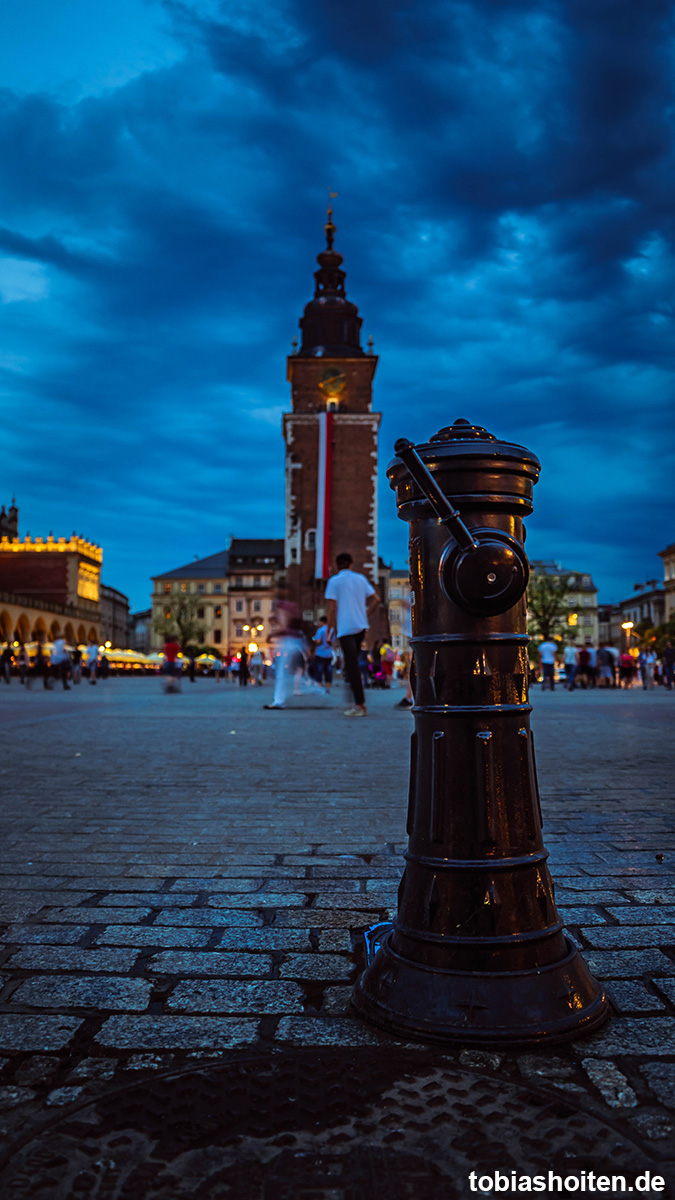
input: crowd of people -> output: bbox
[537,639,675,691]
[1,636,105,689]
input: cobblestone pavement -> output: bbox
[0,677,674,1193]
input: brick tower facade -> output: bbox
[283,210,380,623]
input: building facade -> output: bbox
[0,504,102,645]
[151,550,229,652]
[227,539,284,657]
[529,560,599,645]
[283,209,381,625]
[659,543,675,621]
[387,567,411,654]
[100,585,131,648]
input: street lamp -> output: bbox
[621,620,634,652]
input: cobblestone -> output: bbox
[2,681,675,1174]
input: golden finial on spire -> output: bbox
[325,189,338,250]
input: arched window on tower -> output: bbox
[305,529,316,551]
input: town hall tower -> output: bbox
[283,209,380,622]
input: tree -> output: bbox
[526,573,573,644]
[153,591,206,651]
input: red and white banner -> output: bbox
[315,410,333,580]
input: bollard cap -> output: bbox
[429,417,497,442]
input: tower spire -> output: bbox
[297,203,364,357]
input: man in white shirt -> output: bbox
[51,635,71,691]
[325,552,379,717]
[538,639,558,691]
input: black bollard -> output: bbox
[353,418,609,1046]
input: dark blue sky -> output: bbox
[1,0,673,611]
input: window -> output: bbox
[582,575,591,586]
[253,600,261,614]
[214,583,222,593]
[214,630,222,644]
[197,584,205,594]
[390,608,401,622]
[197,607,205,620]
[253,575,261,586]
[235,623,244,637]
[235,600,244,614]
[163,582,171,594]
[390,587,401,599]
[305,529,316,551]
[180,582,188,593]
[214,606,222,619]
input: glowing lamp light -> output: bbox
[621,621,634,630]
[567,613,578,627]
[105,641,112,648]
[256,623,264,631]
[248,642,258,653]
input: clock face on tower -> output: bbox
[317,369,347,400]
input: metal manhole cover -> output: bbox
[0,1050,662,1199]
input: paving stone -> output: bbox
[146,951,273,977]
[153,910,263,926]
[67,1057,117,1081]
[605,980,667,1013]
[4,925,90,945]
[99,892,199,907]
[584,950,675,978]
[631,890,675,904]
[0,1086,36,1110]
[581,1058,639,1108]
[459,1050,503,1069]
[581,927,675,949]
[653,978,675,1005]
[96,927,211,948]
[124,1053,175,1070]
[275,1016,393,1046]
[554,890,630,905]
[628,1112,675,1141]
[606,906,675,925]
[173,878,264,893]
[321,986,352,1014]
[579,1018,675,1056]
[45,1086,86,1106]
[214,929,312,951]
[639,1063,675,1109]
[205,894,307,908]
[6,947,139,972]
[43,906,154,924]
[518,1055,577,1082]
[166,980,305,1014]
[14,1055,61,1085]
[0,1015,83,1051]
[11,976,153,1011]
[95,1016,259,1050]
[271,909,382,928]
[0,891,94,907]
[559,906,609,925]
[317,929,354,952]
[279,954,353,981]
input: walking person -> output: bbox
[29,639,49,689]
[538,639,557,691]
[250,648,264,686]
[51,634,71,690]
[86,637,99,685]
[597,645,614,688]
[238,647,249,687]
[584,641,597,688]
[619,650,634,688]
[563,643,578,691]
[17,642,29,685]
[162,636,181,693]
[1,642,13,684]
[663,641,675,691]
[639,646,656,690]
[71,646,82,684]
[324,552,380,717]
[312,622,334,690]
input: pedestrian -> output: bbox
[379,639,396,687]
[99,653,110,680]
[619,650,634,688]
[51,634,71,690]
[238,647,249,687]
[324,552,380,717]
[86,637,99,684]
[213,658,222,681]
[71,646,82,684]
[312,621,334,690]
[1,642,13,684]
[584,641,597,688]
[597,645,614,689]
[663,641,675,691]
[639,646,656,690]
[538,638,557,691]
[577,643,591,689]
[30,639,49,689]
[250,647,264,686]
[188,653,196,683]
[563,643,578,691]
[163,636,181,693]
[17,642,29,685]
[608,643,620,688]
[394,596,414,710]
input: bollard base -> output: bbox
[352,934,610,1047]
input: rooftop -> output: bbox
[153,549,229,582]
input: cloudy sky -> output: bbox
[1,0,673,611]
